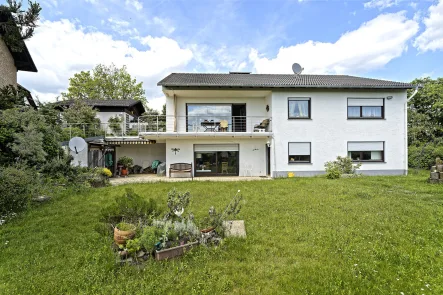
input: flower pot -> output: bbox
[121,168,128,176]
[155,241,199,261]
[437,165,443,172]
[114,226,136,245]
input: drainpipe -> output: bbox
[404,85,420,175]
[174,93,177,132]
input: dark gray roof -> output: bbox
[158,73,415,89]
[56,99,142,108]
[55,99,145,115]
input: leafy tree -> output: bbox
[0,107,63,166]
[0,0,41,52]
[59,100,101,139]
[0,84,28,110]
[62,64,146,104]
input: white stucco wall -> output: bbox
[166,138,268,177]
[270,89,408,176]
[0,38,17,88]
[116,143,166,168]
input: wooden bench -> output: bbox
[169,163,193,179]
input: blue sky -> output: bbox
[17,0,443,110]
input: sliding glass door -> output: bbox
[186,104,246,132]
[194,144,239,176]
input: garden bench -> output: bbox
[169,163,193,179]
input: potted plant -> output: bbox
[436,157,443,172]
[114,222,136,245]
[118,156,133,176]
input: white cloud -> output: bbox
[125,0,143,11]
[153,17,176,35]
[106,17,138,36]
[409,2,418,10]
[249,12,419,75]
[414,0,443,52]
[17,19,193,111]
[364,0,398,10]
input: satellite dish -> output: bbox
[292,63,304,75]
[68,137,87,154]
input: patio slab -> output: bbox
[109,175,271,185]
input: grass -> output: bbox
[1,171,443,294]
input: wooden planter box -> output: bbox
[155,241,199,261]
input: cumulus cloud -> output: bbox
[364,0,399,10]
[249,12,419,75]
[414,0,443,52]
[18,19,193,110]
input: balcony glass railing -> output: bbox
[61,115,271,139]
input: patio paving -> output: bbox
[110,174,271,185]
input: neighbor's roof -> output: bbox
[0,11,37,72]
[55,99,145,114]
[158,73,415,89]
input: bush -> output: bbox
[0,166,38,216]
[101,188,159,224]
[325,156,361,179]
[408,143,443,169]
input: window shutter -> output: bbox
[348,142,384,151]
[348,99,383,106]
[289,143,311,155]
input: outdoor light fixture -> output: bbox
[266,141,271,148]
[387,96,393,100]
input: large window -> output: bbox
[288,98,311,119]
[347,141,384,162]
[194,144,239,176]
[288,142,311,163]
[347,98,384,119]
[186,104,247,132]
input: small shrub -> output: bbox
[139,226,162,252]
[101,188,159,224]
[117,156,133,169]
[116,222,136,231]
[100,168,112,177]
[0,166,38,216]
[325,156,361,179]
[108,116,123,135]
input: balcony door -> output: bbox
[186,104,246,132]
[194,144,239,176]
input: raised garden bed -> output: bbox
[155,241,199,261]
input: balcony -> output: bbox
[62,115,272,140]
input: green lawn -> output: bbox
[1,172,443,294]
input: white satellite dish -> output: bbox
[68,137,87,154]
[292,63,304,75]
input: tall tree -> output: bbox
[0,0,41,52]
[408,77,443,143]
[62,64,146,104]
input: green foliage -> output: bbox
[60,100,102,138]
[100,188,159,224]
[203,191,243,235]
[116,222,136,231]
[61,64,146,105]
[125,238,141,255]
[0,165,38,216]
[166,188,191,219]
[139,226,162,252]
[117,156,133,169]
[0,0,42,52]
[108,115,122,135]
[408,143,443,169]
[0,85,28,110]
[325,156,361,179]
[0,107,63,166]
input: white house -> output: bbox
[87,72,414,178]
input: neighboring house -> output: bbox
[58,99,168,172]
[0,14,38,106]
[74,72,414,178]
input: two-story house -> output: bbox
[97,72,414,177]
[147,72,413,177]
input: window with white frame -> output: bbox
[288,98,310,119]
[347,98,384,119]
[288,142,311,163]
[347,141,384,162]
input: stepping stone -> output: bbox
[223,220,246,238]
